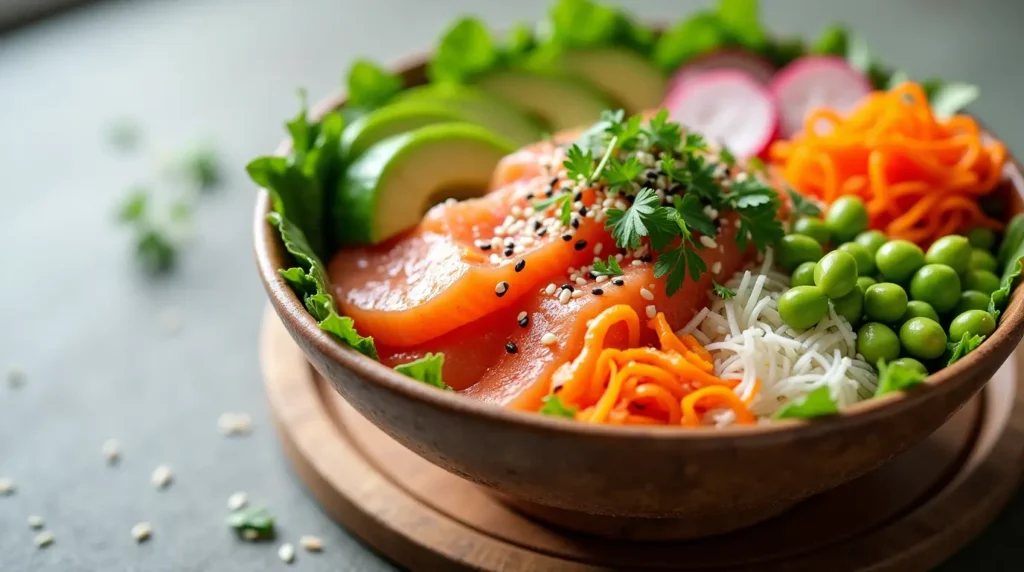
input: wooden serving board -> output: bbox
[261,308,1024,571]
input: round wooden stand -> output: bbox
[261,309,1024,571]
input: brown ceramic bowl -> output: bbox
[254,60,1024,539]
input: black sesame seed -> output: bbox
[588,271,597,279]
[537,228,548,237]
[579,206,589,216]
[561,234,572,242]
[514,259,526,272]
[525,193,534,200]
[518,315,529,328]
[573,191,583,202]
[495,281,509,297]
[545,188,554,198]
[640,254,653,262]
[560,284,574,292]
[505,341,518,354]
[550,176,559,186]
[574,240,588,251]
[505,239,515,248]
[571,218,580,229]
[479,243,492,251]
[612,279,625,286]
[504,248,514,257]
[645,171,658,181]
[592,288,604,296]
[533,220,542,231]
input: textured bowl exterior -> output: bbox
[253,60,1024,519]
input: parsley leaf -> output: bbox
[713,281,736,299]
[645,109,682,151]
[655,243,707,296]
[428,18,500,84]
[532,192,573,226]
[786,187,822,218]
[874,359,927,396]
[181,144,221,191]
[117,187,148,223]
[719,146,736,167]
[394,353,451,390]
[673,193,716,237]
[227,506,275,541]
[683,132,709,153]
[563,144,596,182]
[136,229,177,274]
[605,112,643,151]
[347,60,404,109]
[735,201,784,252]
[946,333,986,366]
[603,156,644,193]
[591,256,623,277]
[773,386,839,419]
[727,176,775,209]
[539,394,578,418]
[606,188,676,251]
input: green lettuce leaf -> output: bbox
[874,359,927,396]
[946,333,986,367]
[539,394,578,418]
[773,386,839,419]
[929,82,980,118]
[347,60,404,110]
[989,214,1024,320]
[428,17,501,84]
[653,12,729,72]
[811,24,848,56]
[541,0,654,56]
[716,0,765,50]
[394,353,451,390]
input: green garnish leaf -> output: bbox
[887,69,910,89]
[673,193,716,237]
[683,132,710,153]
[735,200,784,252]
[395,353,451,390]
[605,188,676,251]
[716,0,765,50]
[844,33,872,75]
[591,256,623,277]
[227,506,275,541]
[874,359,927,396]
[655,242,707,297]
[811,23,848,56]
[136,229,177,274]
[117,188,148,223]
[604,111,643,151]
[946,333,986,367]
[645,109,682,151]
[773,386,839,419]
[713,281,736,299]
[182,145,221,191]
[504,23,536,62]
[539,394,578,418]
[547,0,621,50]
[653,11,728,72]
[727,176,775,209]
[603,156,644,193]
[719,146,736,167]
[347,60,404,109]
[990,214,1024,320]
[786,187,822,218]
[107,119,142,152]
[563,144,596,182]
[429,17,500,84]
[930,82,980,118]
[533,192,574,226]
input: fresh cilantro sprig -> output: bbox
[539,394,578,418]
[591,256,623,277]
[713,280,736,299]
[563,144,596,182]
[532,191,574,226]
[786,187,822,218]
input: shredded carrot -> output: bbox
[770,82,1006,246]
[544,306,756,427]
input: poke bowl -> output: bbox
[252,0,1024,538]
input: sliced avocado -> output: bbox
[341,101,466,159]
[474,69,613,132]
[558,47,667,114]
[335,123,516,245]
[393,84,544,147]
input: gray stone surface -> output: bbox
[0,0,1022,570]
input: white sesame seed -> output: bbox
[444,197,458,206]
[558,289,572,305]
[6,365,25,388]
[151,465,172,489]
[646,305,657,319]
[593,243,603,255]
[489,253,501,265]
[569,273,580,281]
[545,283,557,296]
[228,491,248,511]
[511,206,522,216]
[571,290,584,299]
[699,235,718,249]
[34,531,54,548]
[102,439,121,465]
[517,311,528,323]
[131,522,152,543]
[640,288,655,301]
[595,275,609,283]
[493,226,506,237]
[631,260,645,267]
[278,543,296,564]
[218,412,252,436]
[513,245,525,254]
[712,262,722,274]
[615,254,624,261]
[27,515,44,529]
[0,478,15,495]
[300,535,323,552]
[491,237,502,249]
[541,333,558,345]
[575,277,586,286]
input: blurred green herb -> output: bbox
[227,506,276,541]
[106,119,142,152]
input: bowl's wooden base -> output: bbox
[261,309,1024,571]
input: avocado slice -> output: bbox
[558,48,667,115]
[393,84,544,147]
[335,123,517,245]
[340,101,466,159]
[474,69,614,132]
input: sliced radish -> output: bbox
[667,49,777,94]
[770,56,872,137]
[662,70,779,159]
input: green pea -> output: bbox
[777,234,824,272]
[968,248,998,273]
[854,230,888,255]
[778,286,829,330]
[792,217,830,245]
[962,269,1000,295]
[925,235,972,275]
[967,227,996,250]
[949,309,996,341]
[864,282,909,323]
[791,262,817,287]
[900,300,940,325]
[955,290,991,314]
[899,317,947,360]
[837,242,875,276]
[814,250,859,299]
[825,196,869,243]
[890,357,929,376]
[856,276,877,295]
[831,289,864,325]
[857,322,901,365]
[909,264,961,313]
[875,240,926,284]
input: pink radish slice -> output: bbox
[667,49,777,94]
[770,56,872,137]
[662,70,779,159]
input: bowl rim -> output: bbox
[253,80,1024,446]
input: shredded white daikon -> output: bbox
[678,249,877,426]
